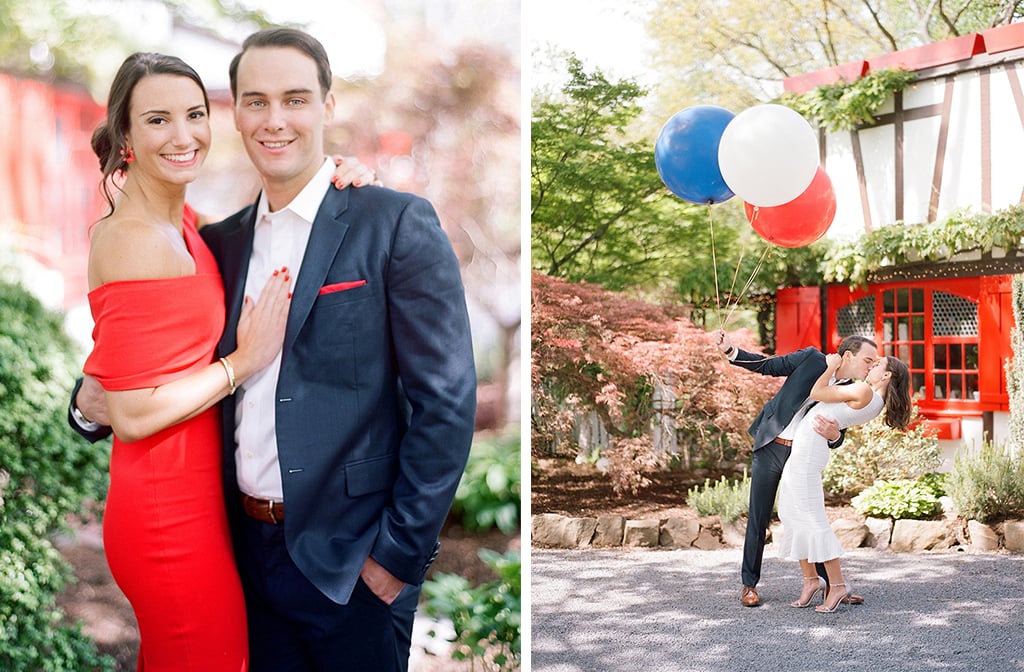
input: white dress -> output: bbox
[776,392,884,562]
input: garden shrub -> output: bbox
[451,427,521,534]
[851,479,942,520]
[686,472,751,523]
[422,549,521,671]
[531,272,780,495]
[947,441,1024,523]
[822,413,940,497]
[0,279,113,671]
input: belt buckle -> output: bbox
[265,500,278,524]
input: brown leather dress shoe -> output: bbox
[741,585,760,607]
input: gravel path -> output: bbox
[530,547,1024,671]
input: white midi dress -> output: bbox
[776,392,884,563]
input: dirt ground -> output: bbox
[56,518,518,672]
[531,457,858,522]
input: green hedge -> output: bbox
[0,279,113,671]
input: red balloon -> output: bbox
[744,168,836,248]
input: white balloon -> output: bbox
[717,104,820,207]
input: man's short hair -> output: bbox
[837,334,877,356]
[229,27,332,100]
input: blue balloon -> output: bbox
[655,105,735,205]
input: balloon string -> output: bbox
[708,203,722,329]
[722,242,773,330]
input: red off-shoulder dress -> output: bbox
[84,208,247,671]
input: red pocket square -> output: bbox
[318,280,367,295]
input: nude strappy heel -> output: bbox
[816,582,849,613]
[790,576,824,608]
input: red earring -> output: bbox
[120,147,136,164]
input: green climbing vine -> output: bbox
[780,68,919,132]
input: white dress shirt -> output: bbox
[234,158,335,501]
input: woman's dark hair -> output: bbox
[91,52,209,216]
[881,356,913,429]
[228,28,332,101]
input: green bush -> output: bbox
[823,414,941,497]
[851,479,942,520]
[422,549,521,671]
[947,441,1024,523]
[0,279,113,671]
[451,427,521,534]
[686,472,750,523]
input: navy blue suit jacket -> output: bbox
[730,346,844,452]
[200,184,476,605]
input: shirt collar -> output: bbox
[255,158,335,224]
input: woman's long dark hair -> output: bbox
[91,52,209,216]
[881,356,913,429]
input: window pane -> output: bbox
[965,344,979,370]
[897,288,909,312]
[912,289,924,312]
[883,318,893,342]
[933,374,946,399]
[950,345,962,369]
[911,344,924,367]
[883,290,894,313]
[949,374,962,399]
[933,344,947,369]
[912,372,925,398]
[967,375,979,400]
[911,315,925,340]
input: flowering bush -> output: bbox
[532,272,781,494]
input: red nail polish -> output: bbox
[287,292,292,299]
[273,270,279,276]
[281,266,288,273]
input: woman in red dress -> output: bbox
[82,53,290,671]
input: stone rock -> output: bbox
[692,526,725,550]
[967,519,1000,551]
[623,519,661,547]
[659,518,701,548]
[890,519,955,552]
[531,514,567,547]
[720,517,747,547]
[1003,520,1024,552]
[593,515,626,546]
[531,514,596,548]
[831,518,869,549]
[562,517,598,548]
[864,517,892,550]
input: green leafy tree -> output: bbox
[644,0,1024,122]
[532,55,825,305]
[532,55,711,291]
[0,278,112,671]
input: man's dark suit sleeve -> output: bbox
[67,377,113,443]
[369,196,476,585]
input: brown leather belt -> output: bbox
[241,493,284,524]
[774,437,794,447]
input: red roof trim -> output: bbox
[783,32,999,92]
[981,23,1024,54]
[783,60,868,94]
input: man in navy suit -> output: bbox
[714,330,876,608]
[71,28,475,671]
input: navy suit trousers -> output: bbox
[236,516,420,672]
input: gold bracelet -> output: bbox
[219,356,237,395]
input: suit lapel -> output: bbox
[219,204,258,354]
[284,188,351,354]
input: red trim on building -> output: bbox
[783,61,868,95]
[981,23,1024,54]
[868,33,984,72]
